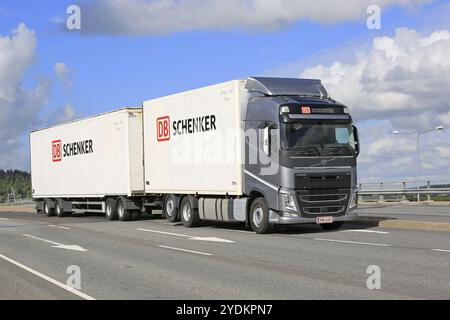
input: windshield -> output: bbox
[281,121,356,156]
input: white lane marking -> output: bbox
[314,238,390,247]
[137,228,190,238]
[0,253,95,300]
[0,218,9,221]
[190,237,234,243]
[158,245,212,256]
[431,249,450,253]
[48,225,71,230]
[137,228,234,243]
[340,229,389,234]
[217,228,254,234]
[23,234,87,252]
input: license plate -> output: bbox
[316,216,333,224]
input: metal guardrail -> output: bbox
[358,181,450,202]
[0,199,34,206]
[358,188,450,195]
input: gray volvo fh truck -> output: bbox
[239,77,359,233]
[31,77,359,234]
[143,77,360,233]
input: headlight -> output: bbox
[281,194,298,211]
[280,106,290,114]
[349,191,357,208]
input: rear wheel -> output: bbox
[105,198,118,221]
[180,196,200,228]
[117,198,132,221]
[320,221,344,231]
[55,199,66,217]
[163,195,179,222]
[249,197,273,234]
[44,199,55,217]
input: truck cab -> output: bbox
[243,77,359,233]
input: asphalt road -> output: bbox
[0,207,449,300]
[358,204,450,222]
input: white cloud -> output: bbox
[301,28,450,128]
[54,62,71,85]
[299,28,450,182]
[43,104,76,125]
[355,120,449,182]
[0,25,76,170]
[76,0,431,35]
[0,24,51,170]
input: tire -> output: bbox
[320,221,344,231]
[55,199,66,217]
[163,195,179,222]
[117,198,132,221]
[105,198,118,221]
[249,197,273,234]
[180,196,200,228]
[44,199,55,217]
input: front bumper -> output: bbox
[269,206,357,224]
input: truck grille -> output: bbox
[295,173,351,190]
[296,189,349,218]
[300,193,347,203]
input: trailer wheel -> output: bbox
[249,197,273,234]
[55,199,66,217]
[320,221,344,231]
[44,199,55,217]
[105,198,118,221]
[180,196,200,228]
[163,195,179,222]
[117,198,132,221]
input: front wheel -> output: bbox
[249,197,273,234]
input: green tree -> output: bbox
[0,170,31,203]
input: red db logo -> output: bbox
[52,140,62,162]
[157,116,170,142]
[301,106,311,114]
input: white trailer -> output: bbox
[143,80,246,196]
[30,108,156,219]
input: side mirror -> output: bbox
[258,121,277,156]
[352,125,360,157]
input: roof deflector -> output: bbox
[245,77,329,98]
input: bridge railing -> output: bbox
[357,180,450,202]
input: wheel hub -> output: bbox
[182,203,191,222]
[253,206,263,228]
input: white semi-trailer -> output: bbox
[31,77,360,233]
[30,108,155,220]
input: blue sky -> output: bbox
[0,0,449,183]
[0,0,444,116]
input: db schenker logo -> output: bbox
[157,116,170,142]
[52,140,62,162]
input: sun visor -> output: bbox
[245,77,329,98]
